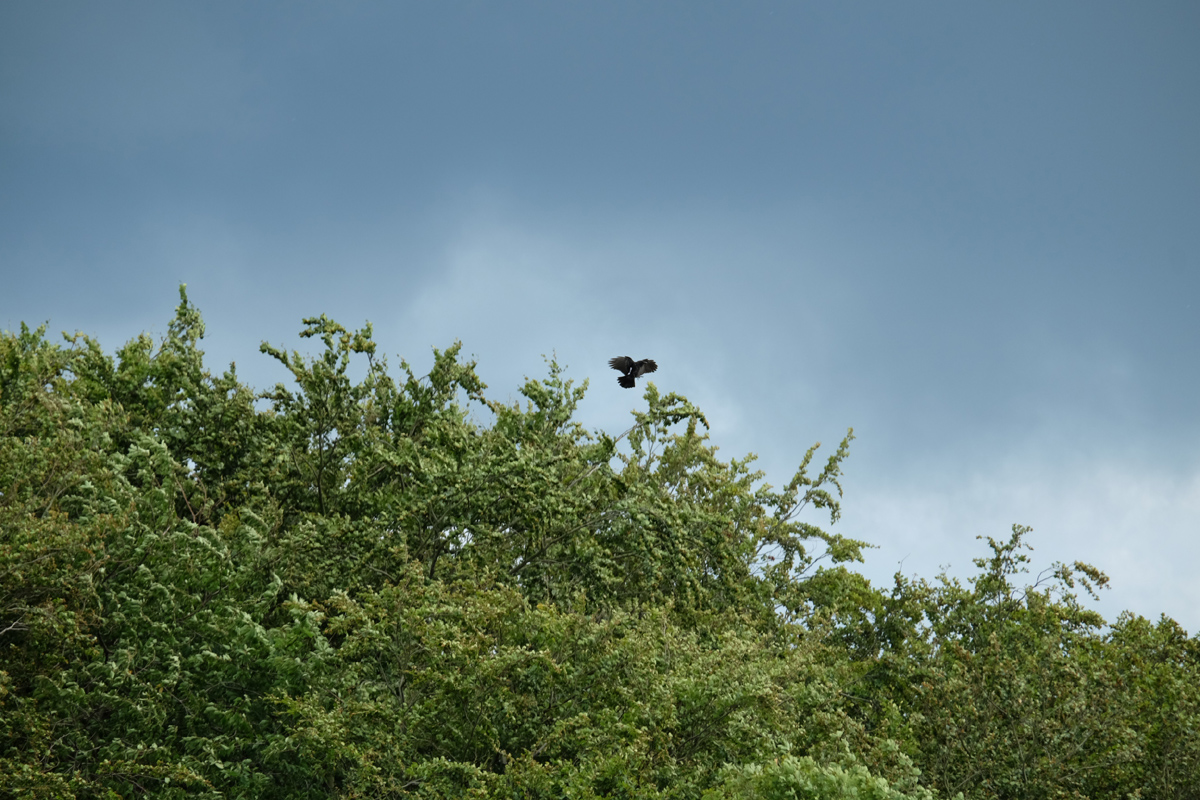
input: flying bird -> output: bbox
[609,356,658,388]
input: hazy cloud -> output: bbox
[0,2,263,145]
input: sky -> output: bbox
[2,1,1198,631]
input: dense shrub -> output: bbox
[3,289,1195,798]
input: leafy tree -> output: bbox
[840,527,1200,800]
[3,288,1197,799]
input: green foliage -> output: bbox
[3,288,1197,798]
[705,756,940,800]
[841,527,1200,800]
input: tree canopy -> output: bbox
[3,288,1197,799]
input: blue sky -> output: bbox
[3,1,1198,630]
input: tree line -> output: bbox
[2,288,1197,798]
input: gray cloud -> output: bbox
[0,2,263,145]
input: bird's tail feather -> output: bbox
[617,376,636,388]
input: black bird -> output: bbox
[609,356,658,388]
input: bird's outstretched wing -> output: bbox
[609,356,634,374]
[610,356,656,388]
